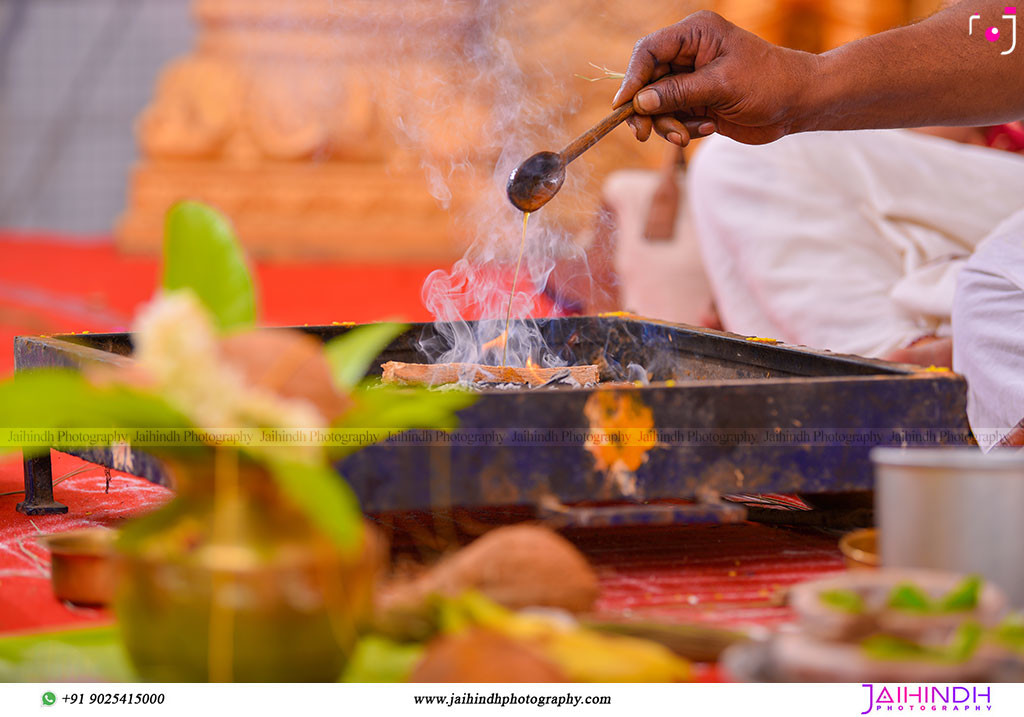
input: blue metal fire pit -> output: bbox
[12,315,970,520]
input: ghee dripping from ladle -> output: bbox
[501,211,530,368]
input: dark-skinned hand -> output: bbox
[613,11,821,147]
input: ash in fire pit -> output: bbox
[381,360,599,389]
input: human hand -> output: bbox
[613,11,822,146]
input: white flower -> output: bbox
[132,291,325,461]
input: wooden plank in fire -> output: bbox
[381,361,599,387]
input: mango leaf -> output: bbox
[819,588,865,614]
[0,369,198,458]
[162,201,257,332]
[328,384,476,459]
[266,457,362,551]
[324,322,408,390]
[940,575,982,612]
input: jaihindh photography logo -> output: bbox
[860,684,993,713]
[969,7,1018,54]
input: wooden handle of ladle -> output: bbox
[559,103,635,165]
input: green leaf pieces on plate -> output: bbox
[887,583,933,612]
[820,575,983,615]
[819,589,865,614]
[862,622,983,664]
[887,576,982,613]
[939,575,982,612]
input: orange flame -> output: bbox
[481,330,508,354]
[523,355,548,383]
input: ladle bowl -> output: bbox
[506,151,565,213]
[505,103,634,212]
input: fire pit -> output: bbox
[13,314,970,520]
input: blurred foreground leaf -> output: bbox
[342,636,424,683]
[324,323,407,391]
[267,457,362,551]
[163,201,257,332]
[0,626,134,682]
[328,385,476,460]
[0,369,196,458]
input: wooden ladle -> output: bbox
[506,103,635,213]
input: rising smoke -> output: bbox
[372,0,602,368]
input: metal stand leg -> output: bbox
[16,452,68,515]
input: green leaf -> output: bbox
[861,622,984,664]
[266,457,362,551]
[0,369,197,457]
[819,588,865,614]
[861,634,932,662]
[342,636,424,683]
[328,384,476,459]
[345,385,476,430]
[162,201,257,332]
[994,613,1024,654]
[947,621,983,662]
[887,583,933,612]
[324,323,408,390]
[940,575,982,612]
[0,626,134,682]
[883,577,982,615]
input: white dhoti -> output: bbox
[953,209,1024,447]
[688,130,1024,358]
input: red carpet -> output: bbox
[0,452,844,638]
[587,524,845,628]
[0,452,170,634]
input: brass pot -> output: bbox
[114,455,381,682]
[838,528,879,570]
[39,528,117,606]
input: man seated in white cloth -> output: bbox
[613,4,1024,447]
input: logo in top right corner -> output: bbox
[970,7,1018,54]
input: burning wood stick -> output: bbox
[381,361,599,387]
